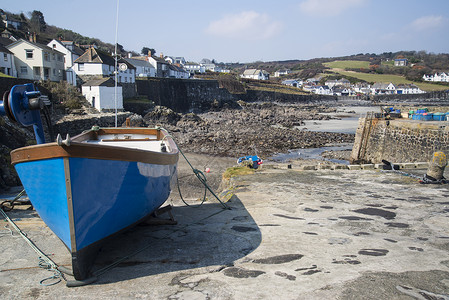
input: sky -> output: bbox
[2,0,449,63]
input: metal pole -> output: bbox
[114,0,120,127]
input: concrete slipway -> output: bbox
[1,158,449,299]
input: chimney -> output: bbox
[88,46,93,60]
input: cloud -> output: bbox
[205,11,283,40]
[410,15,445,31]
[299,0,367,17]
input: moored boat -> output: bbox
[1,84,179,281]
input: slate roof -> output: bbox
[6,39,65,55]
[82,77,116,87]
[150,55,169,64]
[0,43,12,54]
[243,69,260,76]
[75,47,116,66]
[124,58,153,68]
[59,40,85,56]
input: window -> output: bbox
[44,52,50,61]
[53,69,56,76]
[52,53,55,60]
[20,66,27,74]
[3,53,7,61]
[26,49,33,59]
[34,67,41,76]
[78,63,84,71]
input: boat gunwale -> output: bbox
[11,127,179,165]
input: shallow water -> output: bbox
[271,106,378,163]
[269,144,353,164]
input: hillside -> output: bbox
[0,8,131,55]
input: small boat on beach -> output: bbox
[1,84,179,281]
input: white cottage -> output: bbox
[0,44,16,77]
[6,39,64,81]
[241,69,269,80]
[125,58,156,78]
[81,77,123,111]
[47,39,84,85]
[74,46,136,83]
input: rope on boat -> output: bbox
[0,189,29,212]
[0,200,64,286]
[159,127,230,210]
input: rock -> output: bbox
[143,106,181,126]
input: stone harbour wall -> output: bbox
[350,118,449,164]
[136,78,236,113]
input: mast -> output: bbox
[114,0,120,127]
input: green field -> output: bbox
[324,60,448,91]
[324,60,371,69]
[335,70,448,91]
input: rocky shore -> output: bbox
[141,102,355,158]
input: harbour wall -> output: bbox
[135,78,237,113]
[350,117,449,164]
[134,78,336,113]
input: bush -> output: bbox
[38,81,85,110]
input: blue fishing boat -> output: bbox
[1,83,179,281]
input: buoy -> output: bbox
[205,167,210,173]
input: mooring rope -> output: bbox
[159,127,230,210]
[0,204,64,286]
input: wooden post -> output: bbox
[426,152,447,181]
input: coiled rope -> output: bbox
[159,127,230,210]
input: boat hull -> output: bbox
[11,128,178,280]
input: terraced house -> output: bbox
[6,39,64,81]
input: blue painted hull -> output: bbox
[12,129,178,280]
[16,157,176,250]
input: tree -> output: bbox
[141,47,155,56]
[29,10,46,33]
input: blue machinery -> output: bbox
[237,155,263,169]
[0,83,46,144]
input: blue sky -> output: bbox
[2,0,448,63]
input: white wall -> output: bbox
[82,85,123,111]
[8,40,64,81]
[0,52,17,77]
